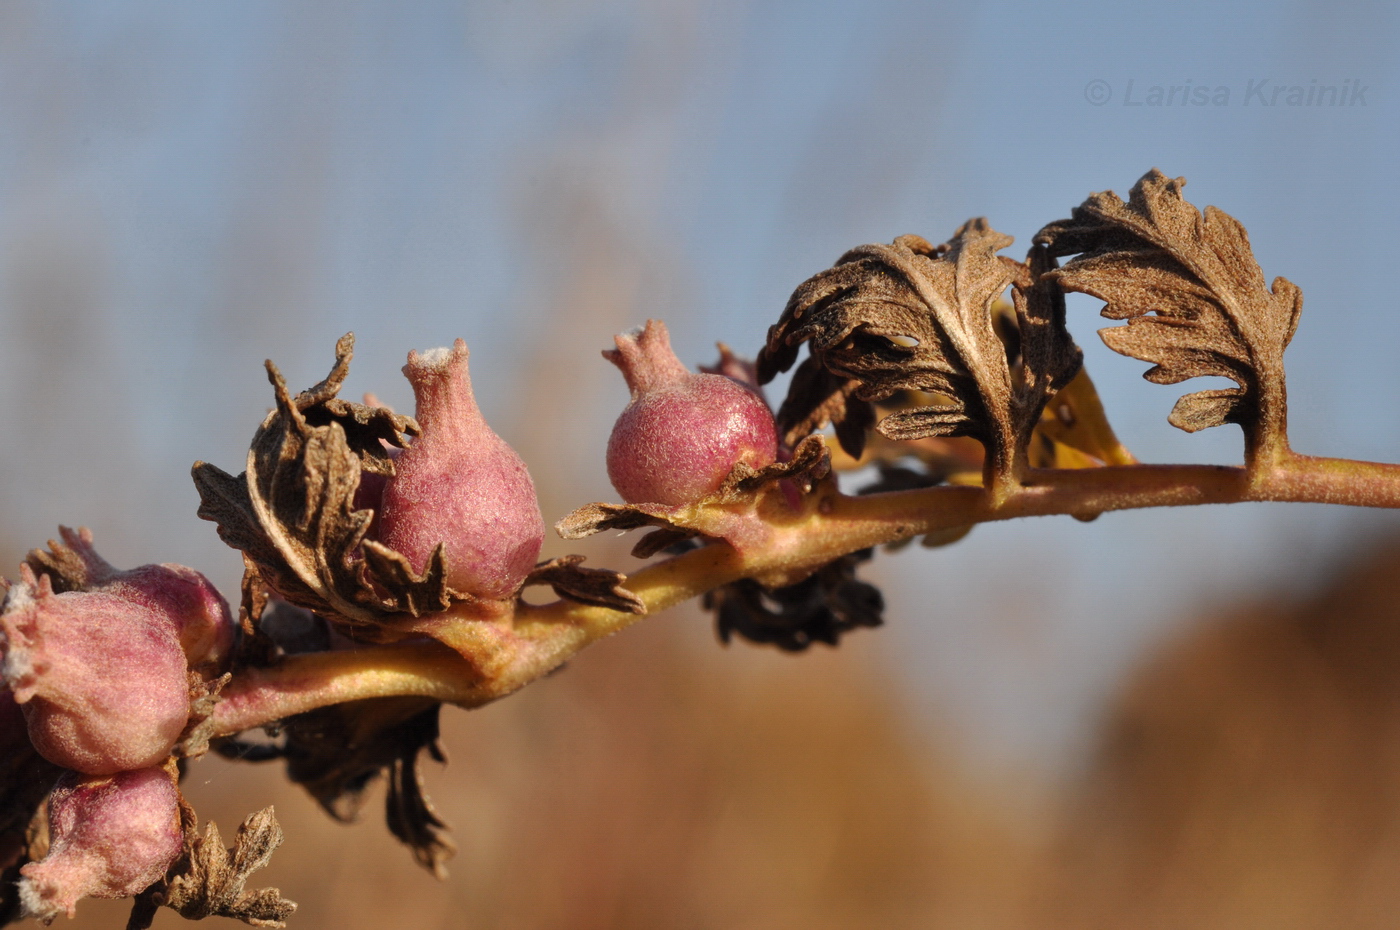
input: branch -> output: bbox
[208,450,1400,737]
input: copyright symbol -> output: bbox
[1084,79,1112,106]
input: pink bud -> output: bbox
[1,569,192,774]
[376,340,545,599]
[18,767,182,921]
[41,527,235,670]
[605,320,778,507]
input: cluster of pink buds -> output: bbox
[604,319,778,507]
[0,530,234,921]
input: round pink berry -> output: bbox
[605,320,778,507]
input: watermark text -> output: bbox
[1083,78,1369,107]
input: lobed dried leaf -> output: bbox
[523,556,646,614]
[1036,169,1301,453]
[131,805,296,929]
[216,698,455,878]
[705,549,883,652]
[759,222,1079,478]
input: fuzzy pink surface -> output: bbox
[1,573,191,775]
[605,320,778,507]
[377,340,545,600]
[34,528,235,670]
[19,767,182,921]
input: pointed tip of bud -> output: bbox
[603,319,691,397]
[402,340,477,432]
[405,338,470,377]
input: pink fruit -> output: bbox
[605,320,778,507]
[1,568,192,775]
[34,527,235,671]
[18,767,182,921]
[376,340,545,600]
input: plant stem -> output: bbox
[208,453,1400,737]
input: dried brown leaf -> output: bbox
[523,556,645,614]
[219,698,455,878]
[154,807,296,928]
[1036,169,1300,455]
[770,356,876,458]
[760,222,1079,478]
[705,549,883,651]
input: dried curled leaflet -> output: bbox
[1035,169,1301,456]
[558,434,831,558]
[758,221,1080,480]
[214,697,453,878]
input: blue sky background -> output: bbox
[1,0,1398,775]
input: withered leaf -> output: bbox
[705,549,883,652]
[760,223,1079,477]
[290,333,420,472]
[770,355,876,458]
[153,807,296,928]
[524,556,646,614]
[220,698,456,878]
[1010,244,1085,449]
[555,501,677,541]
[359,540,454,616]
[174,671,233,761]
[713,432,830,500]
[1036,169,1301,447]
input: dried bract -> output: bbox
[1035,169,1301,461]
[141,806,296,928]
[558,434,830,557]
